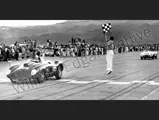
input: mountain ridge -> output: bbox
[0,20,159,45]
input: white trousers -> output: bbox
[106,50,114,71]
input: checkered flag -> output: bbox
[101,23,112,42]
[101,23,111,33]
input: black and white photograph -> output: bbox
[0,20,159,100]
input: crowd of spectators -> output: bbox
[0,37,159,62]
[44,38,159,57]
[44,38,106,57]
[0,40,38,61]
[115,44,159,53]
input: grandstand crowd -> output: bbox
[0,38,159,62]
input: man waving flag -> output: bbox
[101,23,115,75]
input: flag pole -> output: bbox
[101,23,111,43]
[104,32,109,43]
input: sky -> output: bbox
[0,20,67,27]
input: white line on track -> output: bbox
[107,81,130,85]
[2,78,159,86]
[92,80,111,83]
[67,80,92,84]
[131,80,147,83]
[59,79,159,86]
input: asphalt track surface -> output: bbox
[0,51,159,100]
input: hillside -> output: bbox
[0,20,159,45]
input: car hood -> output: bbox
[7,62,47,79]
[140,51,156,55]
[7,60,63,80]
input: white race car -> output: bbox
[140,50,157,60]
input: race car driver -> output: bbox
[26,51,45,63]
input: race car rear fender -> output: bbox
[38,63,64,71]
[53,61,64,70]
[54,60,63,65]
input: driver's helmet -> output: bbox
[36,51,45,63]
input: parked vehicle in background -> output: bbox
[45,48,54,57]
[140,50,157,60]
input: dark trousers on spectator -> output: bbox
[4,51,9,61]
[15,52,19,61]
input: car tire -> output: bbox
[55,65,62,80]
[141,57,143,60]
[36,70,45,83]
[153,56,156,59]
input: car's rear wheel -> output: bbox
[153,55,156,59]
[55,65,62,80]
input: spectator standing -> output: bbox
[11,47,15,59]
[0,47,2,61]
[4,47,9,61]
[15,48,19,61]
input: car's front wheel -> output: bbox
[36,70,45,83]
[141,57,143,60]
[55,65,62,80]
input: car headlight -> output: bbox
[31,69,37,75]
[6,69,11,75]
